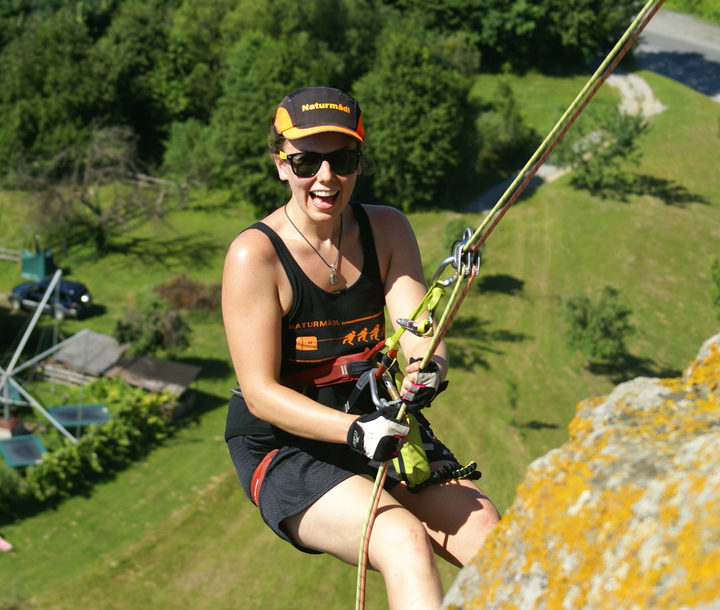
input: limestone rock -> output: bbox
[443,333,720,610]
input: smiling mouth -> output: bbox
[311,190,338,199]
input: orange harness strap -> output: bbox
[280,344,382,390]
[250,448,279,506]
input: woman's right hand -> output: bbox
[347,411,410,462]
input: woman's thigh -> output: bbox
[282,474,433,568]
[389,475,501,568]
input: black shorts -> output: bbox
[227,412,457,554]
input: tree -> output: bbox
[164,29,345,212]
[475,80,540,183]
[0,1,168,174]
[0,8,100,172]
[565,286,635,364]
[146,0,240,125]
[353,19,478,212]
[382,0,643,72]
[91,0,176,164]
[24,125,179,253]
[114,300,192,358]
[555,105,649,199]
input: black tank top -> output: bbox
[225,202,386,439]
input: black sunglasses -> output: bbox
[278,149,362,178]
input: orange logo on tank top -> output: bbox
[296,336,318,351]
[291,313,384,352]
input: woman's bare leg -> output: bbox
[390,475,500,568]
[283,475,445,610]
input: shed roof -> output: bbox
[53,331,125,377]
[104,356,201,396]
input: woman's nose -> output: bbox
[315,159,334,181]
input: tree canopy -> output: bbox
[0,0,642,215]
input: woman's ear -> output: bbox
[273,154,290,182]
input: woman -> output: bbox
[223,86,499,609]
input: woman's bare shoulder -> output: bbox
[358,203,414,240]
[359,202,407,222]
[225,223,278,270]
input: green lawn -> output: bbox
[664,0,720,26]
[1,69,719,609]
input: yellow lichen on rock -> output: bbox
[443,333,720,610]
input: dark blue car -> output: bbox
[8,276,92,320]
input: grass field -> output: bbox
[664,0,720,26]
[1,68,719,609]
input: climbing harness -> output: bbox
[355,1,666,608]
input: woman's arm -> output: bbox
[364,206,449,391]
[222,229,356,443]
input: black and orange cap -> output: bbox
[273,87,364,143]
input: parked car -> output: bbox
[8,276,92,320]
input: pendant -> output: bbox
[330,266,338,286]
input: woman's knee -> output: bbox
[370,511,436,572]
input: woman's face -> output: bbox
[274,131,361,225]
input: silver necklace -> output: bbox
[284,205,343,286]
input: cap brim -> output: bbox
[281,124,364,143]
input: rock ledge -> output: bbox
[443,333,720,610]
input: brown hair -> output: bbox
[267,125,286,156]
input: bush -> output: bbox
[0,463,30,518]
[161,118,214,184]
[114,300,191,357]
[156,274,221,312]
[565,285,635,364]
[475,81,540,181]
[1,378,175,519]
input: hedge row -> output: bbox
[0,378,177,521]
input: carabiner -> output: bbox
[355,369,402,415]
[450,227,481,279]
[397,312,434,335]
[430,255,460,287]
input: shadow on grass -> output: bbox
[444,315,530,371]
[0,308,71,359]
[82,303,107,319]
[185,191,242,213]
[566,173,710,208]
[0,307,27,354]
[177,356,232,381]
[177,388,229,421]
[476,274,525,296]
[632,175,711,208]
[512,419,560,431]
[587,353,682,384]
[106,233,224,269]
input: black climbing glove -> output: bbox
[347,411,410,462]
[402,360,447,412]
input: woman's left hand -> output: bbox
[401,360,444,412]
